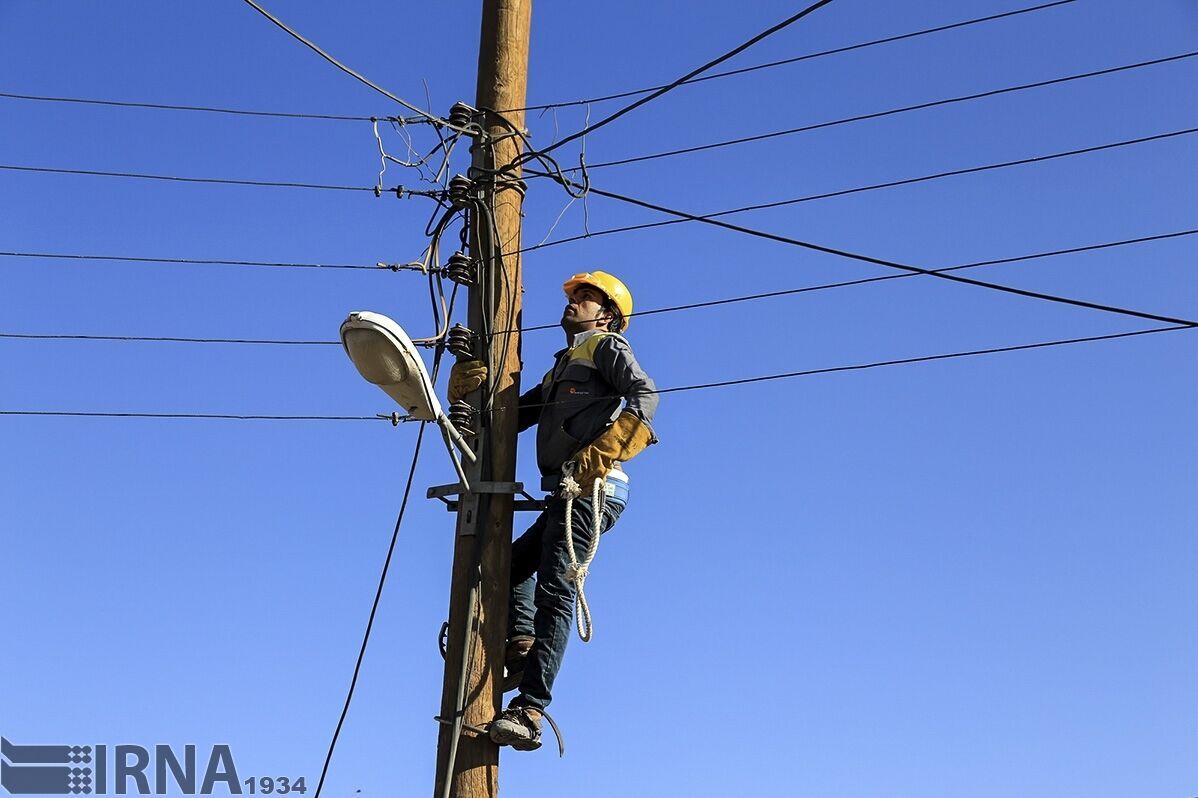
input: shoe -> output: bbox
[489,705,543,751]
[501,636,534,693]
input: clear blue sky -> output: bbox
[2,2,1195,796]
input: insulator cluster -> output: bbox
[446,324,475,360]
[448,175,474,209]
[447,101,477,130]
[447,400,476,437]
[445,251,475,286]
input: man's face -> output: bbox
[561,284,612,333]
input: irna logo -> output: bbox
[0,739,302,796]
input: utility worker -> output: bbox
[447,271,658,751]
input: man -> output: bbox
[447,270,658,751]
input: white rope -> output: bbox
[560,464,603,642]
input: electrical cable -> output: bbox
[0,89,422,123]
[0,251,415,271]
[0,163,442,195]
[511,324,1194,415]
[476,189,521,413]
[508,227,1198,334]
[239,0,452,128]
[652,326,1192,395]
[0,333,338,345]
[8,228,1194,347]
[529,168,1198,328]
[0,4,1075,122]
[310,422,426,798]
[5,326,1193,423]
[0,411,387,421]
[524,0,836,161]
[512,0,1076,111]
[524,125,1198,252]
[564,50,1198,172]
[410,204,466,347]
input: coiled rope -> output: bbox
[559,462,604,642]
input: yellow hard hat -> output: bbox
[562,271,634,331]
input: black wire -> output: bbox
[0,411,385,421]
[661,325,1193,393]
[0,90,419,123]
[512,325,1194,414]
[0,251,393,270]
[1,4,1075,122]
[655,326,1192,395]
[527,0,836,161]
[474,196,501,413]
[239,0,450,127]
[513,0,1076,111]
[11,226,1198,347]
[0,333,339,345]
[6,327,1193,422]
[507,228,1198,334]
[11,227,1195,347]
[523,126,1198,253]
[311,422,426,798]
[479,193,520,413]
[0,163,439,195]
[566,50,1198,171]
[528,169,1198,328]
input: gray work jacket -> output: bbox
[517,330,658,491]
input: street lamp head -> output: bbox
[339,311,441,421]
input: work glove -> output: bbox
[448,359,487,403]
[570,411,655,488]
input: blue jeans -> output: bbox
[507,483,628,711]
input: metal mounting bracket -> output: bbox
[426,481,546,513]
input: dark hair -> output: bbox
[604,299,626,333]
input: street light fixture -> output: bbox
[339,311,476,489]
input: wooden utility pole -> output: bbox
[434,1,531,797]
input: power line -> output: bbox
[530,0,836,159]
[0,163,439,195]
[652,325,1192,396]
[516,0,1075,111]
[5,327,1191,422]
[9,228,1196,346]
[0,251,411,271]
[525,125,1198,252]
[529,168,1198,328]
[0,333,339,345]
[0,411,387,421]
[578,179,1198,327]
[240,0,451,128]
[312,422,426,798]
[512,227,1198,333]
[1,4,1076,125]
[0,90,417,123]
[484,324,1197,414]
[567,50,1198,171]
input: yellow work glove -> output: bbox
[448,359,487,403]
[571,411,655,487]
